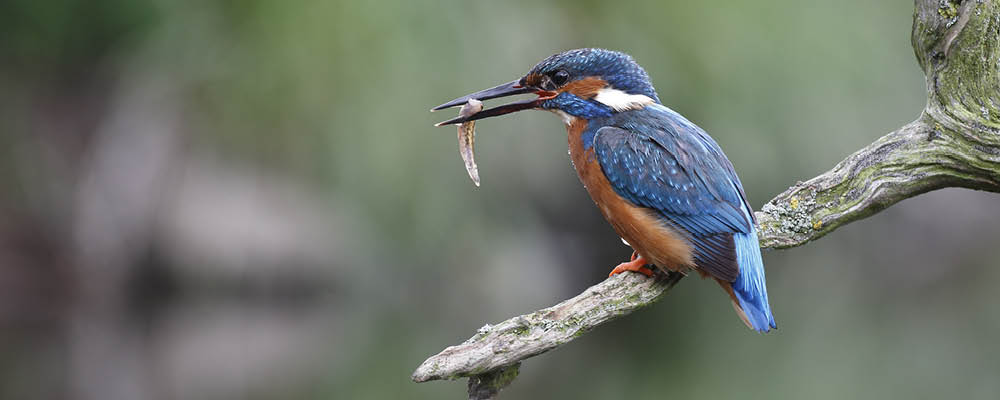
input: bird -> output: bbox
[432,48,775,332]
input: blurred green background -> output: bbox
[2,0,999,399]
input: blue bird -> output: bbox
[434,48,775,332]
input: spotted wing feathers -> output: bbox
[592,120,752,282]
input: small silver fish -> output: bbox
[458,99,483,187]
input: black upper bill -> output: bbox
[431,79,531,111]
[432,79,546,126]
[434,98,539,126]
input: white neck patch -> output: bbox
[593,87,655,112]
[550,109,575,126]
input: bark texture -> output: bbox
[414,1,1000,398]
[758,0,1000,249]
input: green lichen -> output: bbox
[760,193,817,235]
[931,1,1000,132]
[467,364,521,398]
[938,0,960,24]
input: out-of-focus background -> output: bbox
[2,1,998,399]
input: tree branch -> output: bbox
[756,116,999,249]
[413,1,1000,397]
[412,272,682,386]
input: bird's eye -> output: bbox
[551,70,570,86]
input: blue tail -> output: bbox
[732,227,776,332]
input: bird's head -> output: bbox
[434,48,660,126]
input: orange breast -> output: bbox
[566,119,695,273]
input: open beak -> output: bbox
[431,79,555,126]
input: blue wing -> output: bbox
[592,108,753,281]
[592,105,775,331]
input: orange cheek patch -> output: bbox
[559,77,607,99]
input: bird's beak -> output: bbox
[431,79,556,126]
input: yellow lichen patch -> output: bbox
[789,197,799,210]
[812,220,823,230]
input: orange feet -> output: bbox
[608,251,654,277]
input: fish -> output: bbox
[458,99,483,187]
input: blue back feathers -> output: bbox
[591,105,776,332]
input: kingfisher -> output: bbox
[433,48,775,332]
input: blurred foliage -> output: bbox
[1,1,999,399]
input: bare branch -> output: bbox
[414,0,1000,397]
[412,272,682,385]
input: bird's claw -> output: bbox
[608,253,654,277]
